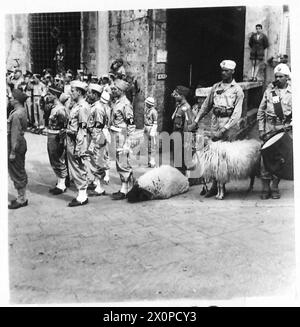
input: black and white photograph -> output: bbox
[1,0,300,306]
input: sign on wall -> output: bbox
[157,73,167,80]
[156,50,167,63]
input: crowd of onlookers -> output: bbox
[6,58,140,135]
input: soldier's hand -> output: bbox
[259,131,265,141]
[9,153,16,161]
[188,122,198,132]
[212,128,226,141]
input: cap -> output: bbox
[48,86,63,97]
[12,89,28,104]
[220,60,236,70]
[102,74,109,79]
[145,96,155,106]
[175,85,190,97]
[89,83,103,94]
[59,93,70,104]
[113,79,129,92]
[71,80,88,92]
[274,63,291,77]
[100,91,110,104]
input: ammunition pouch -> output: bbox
[213,106,234,118]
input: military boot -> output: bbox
[271,178,281,199]
[260,179,271,200]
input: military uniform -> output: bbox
[66,97,90,191]
[87,100,110,184]
[257,81,292,135]
[171,98,193,173]
[257,80,292,180]
[144,98,158,167]
[196,79,244,141]
[111,94,135,183]
[7,96,28,207]
[47,101,69,187]
[172,100,193,132]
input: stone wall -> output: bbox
[81,12,98,75]
[149,9,167,132]
[5,14,31,72]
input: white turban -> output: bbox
[274,63,291,77]
[89,83,103,94]
[71,80,88,92]
[220,60,236,70]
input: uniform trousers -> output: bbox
[8,137,28,190]
[47,132,68,179]
[66,135,88,190]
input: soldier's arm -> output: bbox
[223,88,244,130]
[257,91,268,132]
[194,86,215,123]
[94,107,105,129]
[78,105,89,129]
[10,114,22,156]
[124,103,135,135]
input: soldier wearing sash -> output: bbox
[257,63,292,199]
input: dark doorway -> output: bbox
[29,12,81,74]
[164,6,246,131]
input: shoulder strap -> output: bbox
[271,90,284,121]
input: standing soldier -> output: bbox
[143,96,158,168]
[87,84,111,196]
[66,80,90,207]
[32,73,47,133]
[110,79,135,200]
[257,63,292,199]
[171,85,193,175]
[190,60,244,197]
[23,71,34,129]
[8,89,29,209]
[46,87,69,195]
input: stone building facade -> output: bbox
[6,6,291,130]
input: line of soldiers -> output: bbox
[7,66,158,209]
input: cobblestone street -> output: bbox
[8,132,295,304]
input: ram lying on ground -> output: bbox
[127,165,189,203]
[193,138,261,199]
